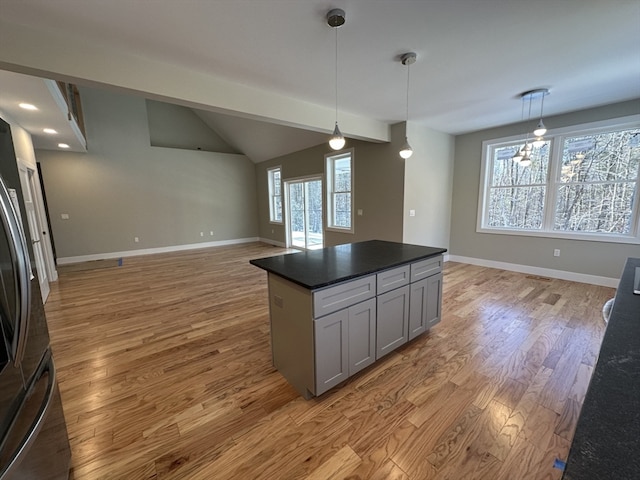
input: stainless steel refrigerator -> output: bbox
[0,118,71,479]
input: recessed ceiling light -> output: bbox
[19,103,38,110]
[43,128,58,134]
[58,143,70,149]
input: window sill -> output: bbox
[476,226,640,245]
[326,226,354,234]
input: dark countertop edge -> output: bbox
[250,244,447,290]
[562,257,640,479]
[303,250,446,290]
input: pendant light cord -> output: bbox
[335,26,339,125]
[405,61,411,128]
[524,94,533,144]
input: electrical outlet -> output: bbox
[200,232,204,237]
[61,213,69,220]
[210,231,214,236]
[553,249,560,257]
[134,237,139,243]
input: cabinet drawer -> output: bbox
[377,264,410,295]
[313,275,376,318]
[410,255,443,282]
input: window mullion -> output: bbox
[542,137,561,231]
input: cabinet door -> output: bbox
[409,278,428,340]
[409,273,443,340]
[376,285,409,359]
[348,298,376,375]
[425,272,443,329]
[314,309,349,395]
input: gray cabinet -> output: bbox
[424,272,443,329]
[377,265,410,295]
[348,298,376,375]
[409,272,443,340]
[265,253,444,398]
[314,308,348,394]
[410,256,443,282]
[313,274,375,318]
[376,284,410,359]
[314,297,376,395]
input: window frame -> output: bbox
[267,166,283,224]
[477,115,640,244]
[325,148,354,233]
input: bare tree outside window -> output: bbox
[555,130,639,234]
[480,121,640,242]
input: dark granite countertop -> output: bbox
[563,257,640,480]
[250,240,447,290]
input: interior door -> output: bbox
[18,164,49,302]
[285,178,323,250]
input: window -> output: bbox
[478,118,640,243]
[267,167,282,223]
[326,150,353,232]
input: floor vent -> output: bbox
[526,275,552,281]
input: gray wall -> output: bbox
[146,100,239,154]
[402,121,455,249]
[36,87,258,260]
[256,132,406,247]
[450,99,640,279]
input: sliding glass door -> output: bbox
[285,177,323,250]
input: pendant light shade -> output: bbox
[512,148,524,163]
[399,52,417,159]
[329,122,346,150]
[399,137,413,159]
[533,119,547,137]
[327,9,346,151]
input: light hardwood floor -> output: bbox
[44,243,614,479]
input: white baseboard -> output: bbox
[447,255,619,288]
[57,237,260,265]
[258,237,287,248]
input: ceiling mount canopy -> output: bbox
[327,8,346,151]
[326,8,345,28]
[401,52,417,66]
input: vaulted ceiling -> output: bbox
[0,0,638,162]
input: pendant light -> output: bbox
[399,52,417,159]
[533,89,549,136]
[529,88,550,147]
[327,9,346,151]
[512,88,550,167]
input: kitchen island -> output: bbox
[250,240,447,398]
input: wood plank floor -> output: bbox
[44,243,615,479]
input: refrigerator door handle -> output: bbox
[0,353,56,480]
[0,176,31,366]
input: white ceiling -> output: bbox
[0,0,639,162]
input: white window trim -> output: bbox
[325,148,355,234]
[477,115,640,245]
[267,166,283,225]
